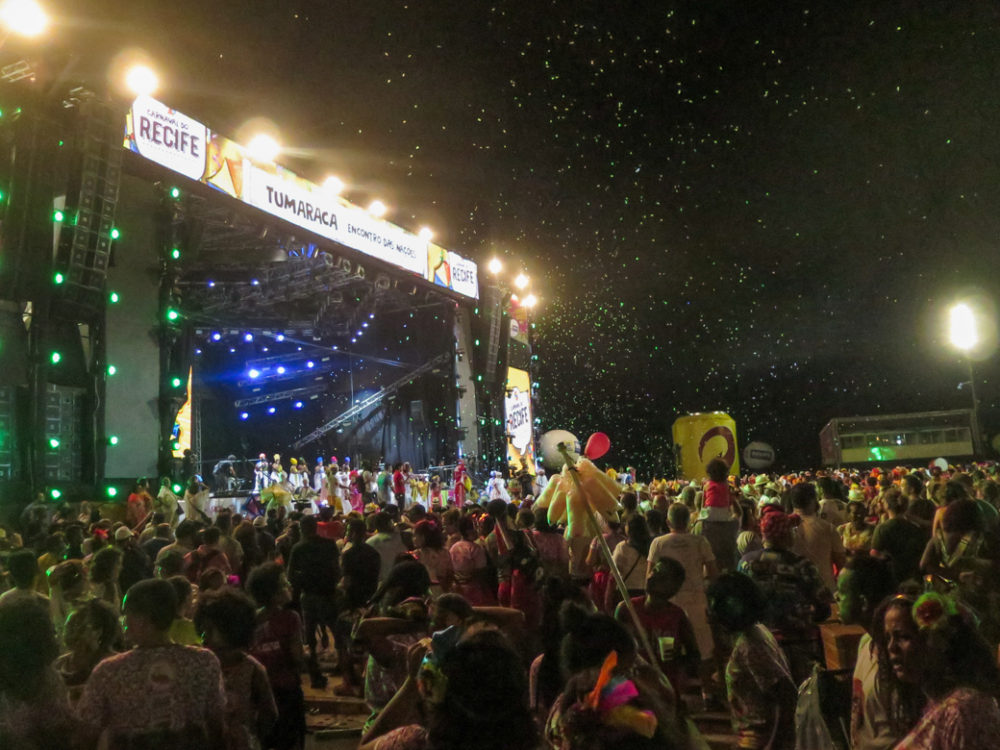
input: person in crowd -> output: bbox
[287,515,340,689]
[195,587,278,750]
[89,545,123,612]
[585,518,625,612]
[901,473,935,530]
[533,506,570,581]
[647,502,718,704]
[75,578,226,749]
[609,513,652,611]
[126,478,154,528]
[358,629,538,750]
[739,504,831,682]
[64,523,86,560]
[48,559,90,638]
[247,562,305,750]
[215,512,245,579]
[0,548,49,607]
[368,511,409,584]
[790,481,845,593]
[449,514,497,605]
[736,500,763,558]
[335,518,382,697]
[185,525,233,583]
[486,498,542,628]
[839,499,875,555]
[836,556,901,750]
[707,572,797,750]
[920,498,986,581]
[411,519,453,597]
[0,596,76,748]
[871,488,928,585]
[34,532,65,595]
[54,598,120,700]
[114,525,152,595]
[616,556,699,698]
[183,475,212,524]
[156,518,198,564]
[155,477,182,525]
[167,574,201,646]
[142,522,173,561]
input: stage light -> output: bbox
[171,440,180,450]
[276,366,286,374]
[248,369,260,379]
[106,486,118,498]
[369,313,375,319]
[275,334,285,342]
[207,280,216,288]
[240,412,249,420]
[110,227,121,240]
[211,332,221,341]
[523,293,538,308]
[267,406,276,414]
[356,331,362,337]
[50,351,61,364]
[107,364,117,375]
[172,483,183,493]
[194,348,202,355]
[53,209,64,222]
[514,273,529,290]
[0,0,48,37]
[323,176,344,195]
[362,322,368,328]
[306,360,315,368]
[351,338,357,343]
[170,186,181,199]
[418,226,433,241]
[294,401,303,409]
[166,307,180,321]
[124,64,158,96]
[171,247,181,260]
[244,333,253,342]
[950,303,978,351]
[251,279,259,286]
[170,376,182,388]
[488,258,503,275]
[367,200,387,218]
[108,435,119,445]
[229,347,236,353]
[48,437,59,449]
[53,272,64,284]
[247,133,281,162]
[49,488,61,500]
[109,291,120,303]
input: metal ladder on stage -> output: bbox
[293,352,451,449]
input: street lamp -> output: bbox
[418,226,433,241]
[514,272,529,290]
[323,176,344,195]
[0,0,47,37]
[949,302,981,456]
[246,133,281,163]
[124,64,158,97]
[488,258,503,275]
[522,293,538,308]
[367,199,387,218]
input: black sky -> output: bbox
[49,1,1000,471]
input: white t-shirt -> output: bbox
[647,532,715,597]
[611,541,647,591]
[851,633,900,750]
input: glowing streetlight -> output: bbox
[323,176,344,195]
[487,258,503,275]
[246,133,281,163]
[514,272,529,290]
[949,303,978,351]
[368,200,387,218]
[0,0,47,37]
[523,293,538,308]
[418,226,433,241]
[124,64,158,97]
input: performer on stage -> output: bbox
[253,453,269,492]
[154,477,181,526]
[288,458,302,492]
[270,454,285,486]
[183,476,211,523]
[486,471,510,502]
[297,458,310,497]
[335,462,352,514]
[212,454,237,492]
[314,457,328,504]
[453,460,468,506]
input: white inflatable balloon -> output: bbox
[742,441,775,470]
[539,430,580,471]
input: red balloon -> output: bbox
[584,432,610,460]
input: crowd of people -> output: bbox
[1,456,1000,749]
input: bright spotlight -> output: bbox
[267,406,276,415]
[368,200,387,218]
[248,369,260,379]
[243,332,253,342]
[418,226,434,241]
[949,303,978,352]
[294,401,303,409]
[246,133,281,162]
[276,366,286,374]
[275,334,285,342]
[323,176,344,195]
[488,258,503,275]
[211,332,221,341]
[523,293,538,308]
[240,412,249,420]
[0,0,47,37]
[125,64,158,97]
[306,360,315,369]
[514,273,530,290]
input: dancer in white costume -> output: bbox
[314,458,328,504]
[335,465,352,513]
[288,458,302,491]
[486,471,510,502]
[254,453,269,492]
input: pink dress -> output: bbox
[449,539,496,605]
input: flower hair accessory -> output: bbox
[580,650,658,739]
[912,591,958,631]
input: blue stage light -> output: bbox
[240,412,249,420]
[207,280,216,288]
[249,369,260,379]
[211,332,221,341]
[275,334,285,342]
[276,366,286,374]
[306,360,315,368]
[244,333,253,342]
[294,401,303,409]
[369,313,375,319]
[251,279,260,286]
[362,322,368,328]
[267,406,276,414]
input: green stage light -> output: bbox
[110,228,120,240]
[108,435,119,445]
[107,364,117,375]
[170,187,181,199]
[53,210,64,222]
[48,437,60,449]
[171,248,181,260]
[109,291,120,303]
[53,272,64,284]
[172,483,182,493]
[106,486,118,498]
[50,351,61,364]
[50,488,62,500]
[171,440,180,451]
[170,377,183,388]
[166,308,180,322]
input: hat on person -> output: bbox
[754,474,769,487]
[848,485,865,502]
[114,526,134,542]
[252,516,266,527]
[759,505,800,541]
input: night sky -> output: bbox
[56,1,1000,471]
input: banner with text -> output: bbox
[504,366,535,474]
[124,96,478,297]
